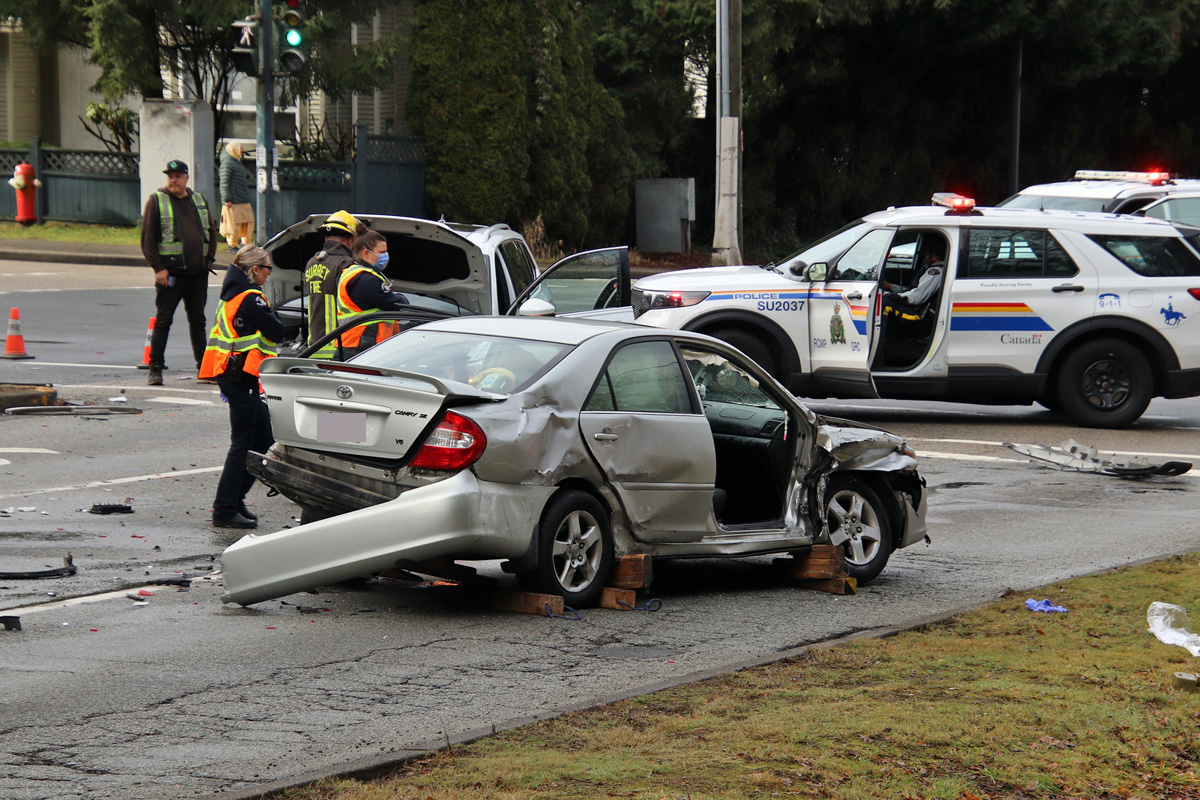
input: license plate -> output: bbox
[316,411,366,443]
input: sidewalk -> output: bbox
[0,238,239,269]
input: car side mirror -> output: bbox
[518,298,557,317]
[803,262,828,281]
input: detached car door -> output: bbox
[507,246,634,321]
[579,338,717,543]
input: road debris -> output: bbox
[0,553,76,580]
[4,405,142,415]
[1026,598,1068,613]
[1148,601,1200,656]
[85,503,134,515]
[1004,439,1192,478]
[0,616,20,631]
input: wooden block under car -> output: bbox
[598,586,638,610]
[795,576,857,595]
[608,554,653,589]
[773,546,849,581]
[492,589,564,616]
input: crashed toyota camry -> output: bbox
[221,316,928,607]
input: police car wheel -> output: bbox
[1055,338,1152,429]
[710,328,778,380]
[824,475,892,585]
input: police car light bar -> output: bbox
[931,192,976,213]
[1073,169,1173,185]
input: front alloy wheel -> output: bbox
[824,475,893,585]
[521,489,613,607]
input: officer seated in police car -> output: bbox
[880,239,946,335]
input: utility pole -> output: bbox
[712,0,742,265]
[255,0,277,242]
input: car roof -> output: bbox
[1010,178,1200,200]
[861,205,1190,234]
[418,314,647,345]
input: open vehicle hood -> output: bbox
[259,356,497,462]
[262,214,498,316]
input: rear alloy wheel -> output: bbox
[523,490,613,607]
[1055,338,1152,428]
[824,475,893,585]
[710,328,779,381]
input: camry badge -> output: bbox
[336,385,353,399]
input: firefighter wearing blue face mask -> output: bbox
[333,228,409,352]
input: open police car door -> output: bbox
[507,246,634,321]
[805,230,888,398]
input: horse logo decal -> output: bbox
[1161,298,1186,327]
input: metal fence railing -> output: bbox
[1,127,425,229]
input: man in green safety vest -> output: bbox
[140,159,218,386]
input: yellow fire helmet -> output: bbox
[322,210,359,237]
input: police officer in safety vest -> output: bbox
[303,210,360,349]
[199,245,283,529]
[332,228,408,356]
[140,159,218,386]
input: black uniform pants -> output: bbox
[150,271,209,370]
[212,372,274,520]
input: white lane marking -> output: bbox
[56,384,216,393]
[0,448,58,454]
[0,465,222,499]
[0,459,8,467]
[910,437,1200,462]
[146,396,213,406]
[919,451,1023,463]
[10,362,142,370]
[4,576,223,616]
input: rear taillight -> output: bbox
[408,411,487,471]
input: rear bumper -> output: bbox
[220,470,553,606]
[248,450,392,515]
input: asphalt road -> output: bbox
[2,267,1199,800]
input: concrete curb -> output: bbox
[1,248,146,268]
[0,383,57,411]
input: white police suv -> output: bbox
[998,169,1200,214]
[628,194,1200,428]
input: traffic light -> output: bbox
[278,0,307,75]
[231,19,259,76]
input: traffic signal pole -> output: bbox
[255,0,276,242]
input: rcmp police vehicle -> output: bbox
[998,169,1200,214]
[626,194,1200,428]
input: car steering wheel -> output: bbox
[470,367,517,392]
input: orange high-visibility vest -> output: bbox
[199,289,278,378]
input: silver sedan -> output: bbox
[221,315,928,606]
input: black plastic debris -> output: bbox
[145,577,193,588]
[87,503,134,515]
[0,616,21,631]
[0,553,76,580]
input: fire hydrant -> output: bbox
[8,162,41,226]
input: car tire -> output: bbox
[710,328,778,380]
[521,489,613,608]
[824,475,893,585]
[1055,338,1152,428]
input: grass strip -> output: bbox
[0,220,139,245]
[278,553,1200,800]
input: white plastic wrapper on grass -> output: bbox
[1147,602,1200,657]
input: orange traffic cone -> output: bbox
[1,307,34,360]
[137,315,155,369]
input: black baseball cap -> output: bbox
[163,160,189,175]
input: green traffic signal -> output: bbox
[285,29,302,47]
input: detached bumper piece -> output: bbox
[247,451,391,515]
[1005,439,1191,478]
[0,553,76,580]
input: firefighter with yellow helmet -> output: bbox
[302,210,361,349]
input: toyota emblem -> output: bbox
[335,385,353,399]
